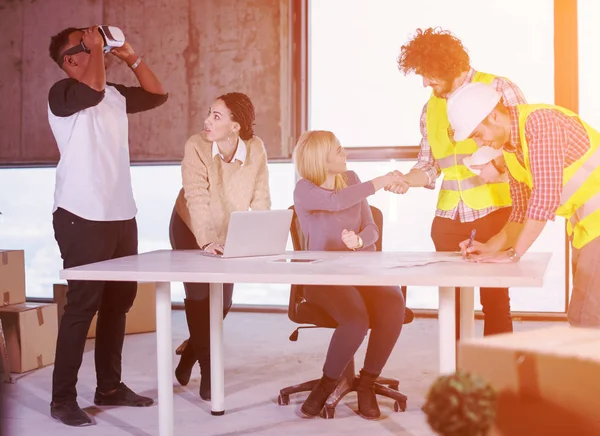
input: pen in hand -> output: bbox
[463,229,476,259]
[467,229,476,248]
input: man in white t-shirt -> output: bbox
[47,25,167,427]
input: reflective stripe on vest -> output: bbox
[504,104,600,249]
[561,142,600,203]
[427,71,512,211]
[442,177,508,191]
[570,191,600,228]
[436,154,473,168]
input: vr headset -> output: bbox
[58,25,126,67]
[98,25,125,52]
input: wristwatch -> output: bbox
[506,247,521,262]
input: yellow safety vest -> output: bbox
[503,104,600,249]
[427,72,512,211]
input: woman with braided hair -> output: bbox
[168,92,271,400]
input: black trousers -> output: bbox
[430,208,513,337]
[52,208,138,403]
[168,207,233,306]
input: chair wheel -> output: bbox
[323,407,335,419]
[394,400,407,412]
[277,394,290,406]
[389,383,399,391]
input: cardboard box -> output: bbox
[53,282,156,338]
[459,326,600,436]
[0,303,58,373]
[0,250,26,306]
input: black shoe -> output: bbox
[94,383,154,407]
[50,401,94,427]
[301,375,339,418]
[175,339,196,386]
[404,307,415,324]
[357,370,381,420]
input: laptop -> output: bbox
[199,209,293,258]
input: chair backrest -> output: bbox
[288,204,384,252]
[370,205,384,252]
[288,205,307,252]
[287,204,384,326]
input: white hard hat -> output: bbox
[447,82,502,141]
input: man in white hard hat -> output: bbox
[448,82,600,327]
[393,27,528,337]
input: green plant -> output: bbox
[422,370,497,436]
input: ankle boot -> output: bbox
[301,375,339,418]
[357,370,380,420]
[174,336,196,386]
[185,298,232,401]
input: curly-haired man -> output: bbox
[391,27,528,338]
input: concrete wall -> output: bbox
[0,0,291,165]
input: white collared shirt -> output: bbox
[212,139,247,165]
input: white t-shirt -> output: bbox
[47,79,167,221]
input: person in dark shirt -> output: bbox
[47,25,167,427]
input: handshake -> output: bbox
[372,170,411,194]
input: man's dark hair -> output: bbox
[49,27,79,66]
[218,92,256,140]
[397,27,470,83]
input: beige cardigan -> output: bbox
[175,133,271,247]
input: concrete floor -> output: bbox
[1,311,563,436]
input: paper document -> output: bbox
[384,253,465,268]
[334,252,467,269]
[382,252,466,268]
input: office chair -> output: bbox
[277,205,408,418]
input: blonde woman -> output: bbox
[293,130,406,420]
[169,92,270,400]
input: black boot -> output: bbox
[175,337,196,386]
[184,298,231,401]
[300,375,339,418]
[357,370,380,420]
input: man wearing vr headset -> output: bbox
[47,25,167,427]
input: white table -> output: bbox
[60,249,551,436]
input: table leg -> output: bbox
[438,286,456,374]
[209,282,225,415]
[155,282,173,436]
[459,287,475,340]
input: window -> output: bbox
[578,1,600,128]
[309,0,554,146]
[0,164,295,305]
[309,0,564,312]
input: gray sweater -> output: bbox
[293,171,378,251]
